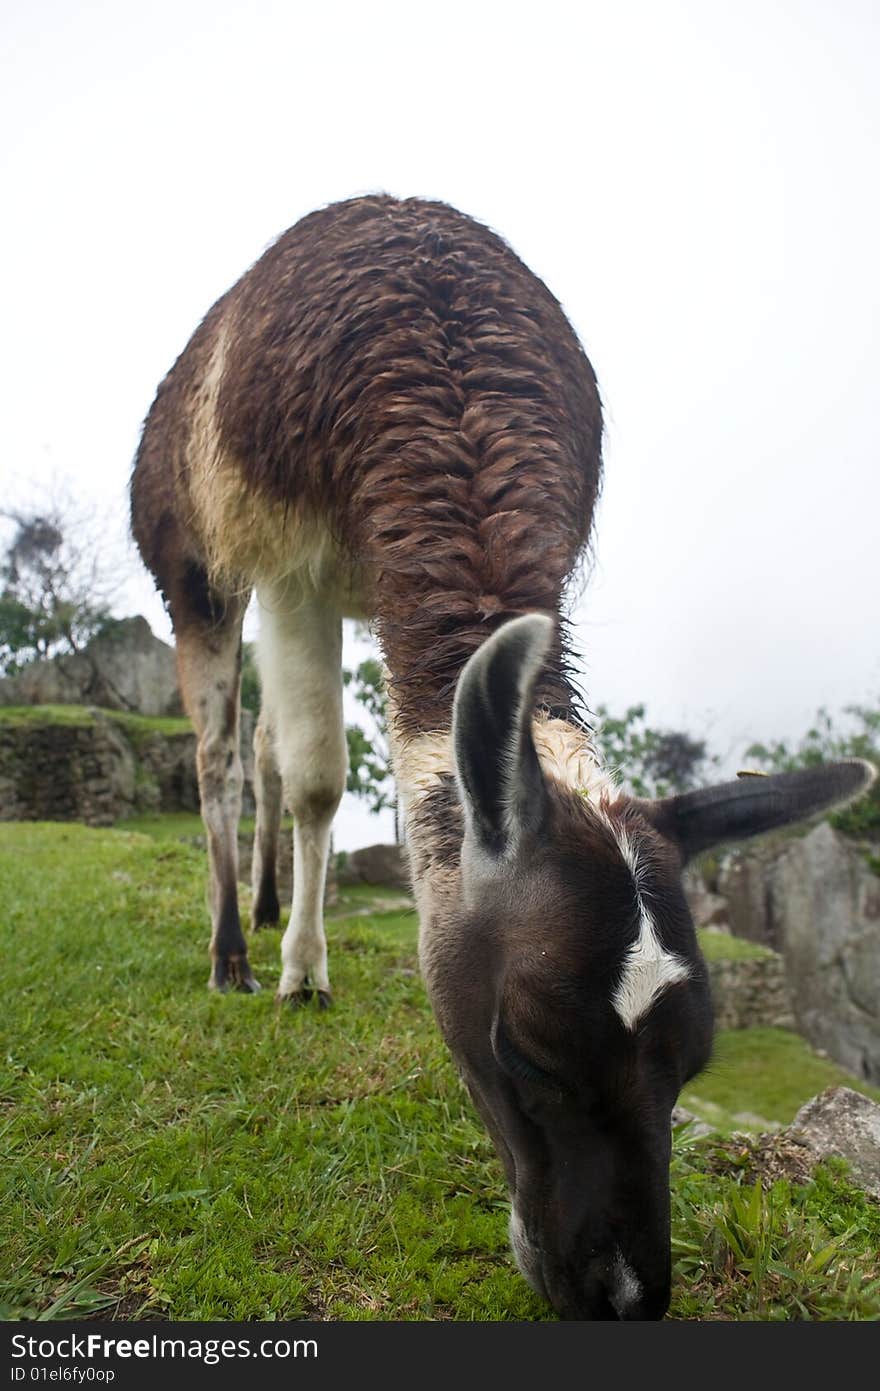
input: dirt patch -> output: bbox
[705,1132,823,1189]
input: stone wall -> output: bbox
[0,709,254,826]
[0,717,137,828]
[706,953,795,1031]
[717,824,880,1085]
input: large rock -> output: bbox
[769,824,880,1084]
[708,1087,880,1195]
[717,836,792,951]
[716,824,880,1084]
[788,1086,880,1199]
[0,616,181,717]
[337,842,411,889]
[683,864,730,929]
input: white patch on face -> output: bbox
[608,1250,643,1317]
[509,1207,546,1299]
[611,831,690,1031]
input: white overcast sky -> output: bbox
[2,0,878,848]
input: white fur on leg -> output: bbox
[256,586,347,1000]
[280,818,334,995]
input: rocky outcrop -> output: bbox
[685,863,794,1031]
[788,1086,880,1199]
[683,866,732,932]
[0,616,181,717]
[716,824,880,1085]
[714,837,791,952]
[337,842,411,889]
[767,825,880,1085]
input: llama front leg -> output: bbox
[256,591,347,1007]
[251,711,283,929]
[176,596,259,993]
[283,797,337,1007]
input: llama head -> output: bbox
[420,613,876,1320]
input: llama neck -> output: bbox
[379,610,585,743]
[390,706,616,831]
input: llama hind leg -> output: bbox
[256,591,347,1007]
[251,711,283,929]
[175,587,258,993]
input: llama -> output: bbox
[130,195,875,1319]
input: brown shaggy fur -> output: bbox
[131,195,603,735]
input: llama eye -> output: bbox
[494,1018,559,1090]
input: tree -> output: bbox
[240,641,261,716]
[0,500,117,676]
[593,703,717,798]
[743,701,880,838]
[343,656,400,840]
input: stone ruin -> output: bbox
[0,617,254,825]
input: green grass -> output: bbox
[110,811,206,840]
[0,823,529,1322]
[0,704,99,729]
[1,821,878,1322]
[670,1140,880,1319]
[102,710,193,745]
[696,929,774,962]
[113,812,294,842]
[0,704,192,743]
[681,1029,880,1133]
[327,882,413,914]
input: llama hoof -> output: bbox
[235,974,262,994]
[210,955,261,993]
[276,987,311,1007]
[251,891,281,932]
[250,913,280,933]
[276,979,332,1009]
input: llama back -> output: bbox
[132,196,604,723]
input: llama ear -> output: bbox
[452,614,553,858]
[641,760,877,864]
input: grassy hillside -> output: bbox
[1,821,878,1321]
